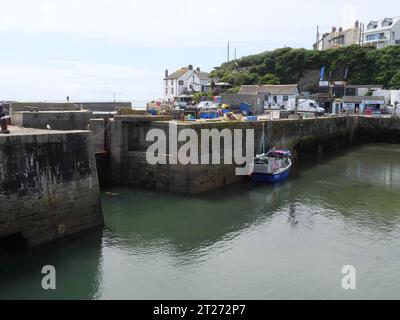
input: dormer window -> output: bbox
[382,18,393,27]
[368,21,378,30]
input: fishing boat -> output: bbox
[250,149,292,183]
[250,122,292,183]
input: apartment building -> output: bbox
[363,17,400,48]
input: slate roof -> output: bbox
[342,96,385,103]
[365,16,400,33]
[239,84,299,95]
[195,71,210,81]
[345,85,383,89]
[165,68,210,80]
[165,68,190,80]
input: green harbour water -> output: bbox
[1,144,400,300]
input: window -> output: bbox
[367,33,385,41]
[165,88,168,94]
[171,80,174,86]
[382,18,393,27]
[332,36,344,45]
[367,21,378,30]
[283,96,289,102]
[171,88,174,94]
[273,96,277,103]
[179,80,184,86]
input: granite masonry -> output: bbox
[0,127,103,247]
[12,111,93,131]
[100,115,400,195]
[2,112,400,248]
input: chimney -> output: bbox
[165,69,169,78]
[196,67,200,72]
[339,26,343,32]
[188,65,193,70]
[355,20,359,28]
[332,26,337,33]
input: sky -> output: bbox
[0,0,399,103]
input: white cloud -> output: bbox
[1,0,398,48]
[0,0,316,48]
[341,4,358,29]
[0,0,398,101]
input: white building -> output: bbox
[331,96,386,114]
[363,17,400,48]
[163,65,210,102]
[238,84,299,108]
[373,89,400,105]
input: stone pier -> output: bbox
[0,126,104,247]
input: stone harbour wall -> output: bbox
[0,131,104,247]
[9,102,79,120]
[12,111,92,131]
[108,115,400,195]
[78,101,131,112]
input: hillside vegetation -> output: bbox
[210,45,400,93]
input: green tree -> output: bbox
[246,73,261,85]
[259,73,280,85]
[193,90,213,103]
[390,71,400,89]
[224,87,240,94]
[211,46,400,91]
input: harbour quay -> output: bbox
[98,114,400,195]
[2,104,400,248]
[0,126,103,247]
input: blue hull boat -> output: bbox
[250,149,292,184]
[251,168,291,183]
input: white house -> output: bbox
[163,65,210,102]
[238,84,299,108]
[363,17,400,48]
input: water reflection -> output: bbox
[1,144,400,299]
[0,229,103,300]
[101,181,295,257]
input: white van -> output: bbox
[287,98,325,115]
[197,101,214,110]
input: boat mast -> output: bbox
[260,122,266,154]
[262,122,265,153]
